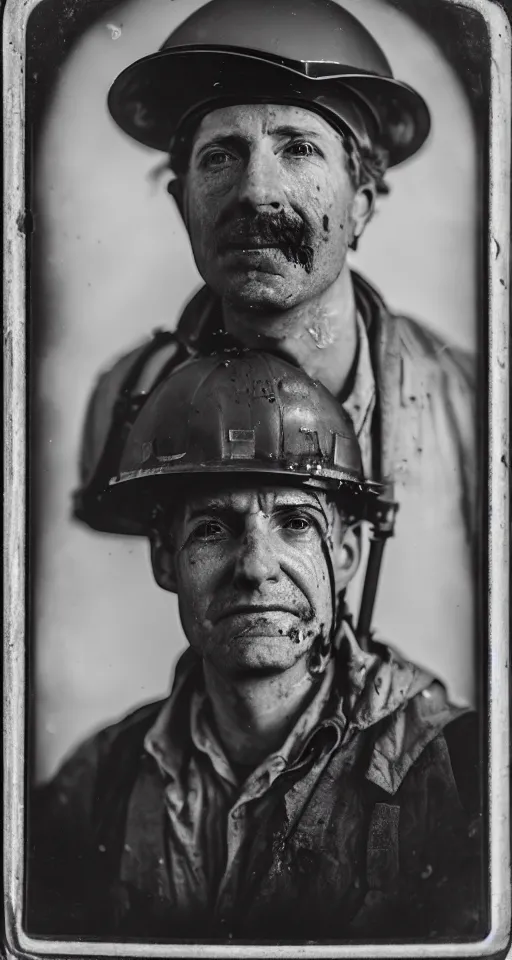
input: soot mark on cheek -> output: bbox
[307,627,332,677]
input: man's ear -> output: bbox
[332,523,362,592]
[150,530,178,593]
[350,184,376,247]
[166,177,187,226]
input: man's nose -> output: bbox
[237,148,285,212]
[233,531,281,588]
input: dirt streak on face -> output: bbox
[184,103,359,314]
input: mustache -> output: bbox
[217,211,314,273]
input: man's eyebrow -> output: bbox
[193,134,244,155]
[194,126,327,154]
[187,502,236,521]
[273,498,325,513]
[267,125,326,140]
[186,495,326,520]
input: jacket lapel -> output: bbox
[352,271,402,487]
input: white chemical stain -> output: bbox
[307,322,337,349]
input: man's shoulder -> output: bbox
[89,697,166,756]
[353,271,475,390]
[382,692,480,818]
[29,698,169,935]
[40,698,165,798]
[356,642,475,798]
[391,312,475,388]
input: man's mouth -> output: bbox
[220,244,287,275]
[214,604,302,624]
[222,240,282,252]
[216,213,314,273]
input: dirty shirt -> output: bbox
[144,658,336,922]
[28,625,484,940]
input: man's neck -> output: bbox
[203,658,321,771]
[222,264,358,397]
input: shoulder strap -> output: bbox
[93,703,161,856]
[74,330,186,534]
[82,702,164,921]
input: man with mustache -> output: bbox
[75,0,476,688]
[29,354,482,940]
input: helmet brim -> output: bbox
[104,463,382,533]
[107,45,430,167]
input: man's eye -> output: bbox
[201,150,235,169]
[286,141,319,158]
[282,515,313,533]
[192,521,227,541]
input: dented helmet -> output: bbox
[105,351,380,529]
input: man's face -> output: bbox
[164,484,338,678]
[183,103,360,312]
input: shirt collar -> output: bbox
[145,656,337,795]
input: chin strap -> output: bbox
[313,486,399,656]
[356,486,399,652]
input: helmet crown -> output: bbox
[107,352,379,528]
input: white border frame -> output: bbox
[3,0,511,956]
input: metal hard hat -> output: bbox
[108,0,430,167]
[106,351,380,529]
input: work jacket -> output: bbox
[27,631,484,942]
[74,273,478,699]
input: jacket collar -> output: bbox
[334,620,469,794]
[175,271,386,354]
[144,626,465,799]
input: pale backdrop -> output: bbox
[33,0,478,781]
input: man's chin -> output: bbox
[221,268,305,312]
[213,632,310,676]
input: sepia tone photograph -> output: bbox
[3,0,511,955]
